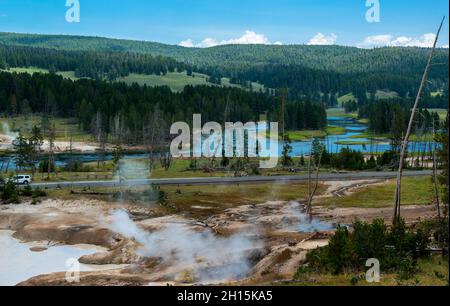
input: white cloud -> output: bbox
[358,33,437,48]
[441,44,449,49]
[222,30,270,45]
[357,34,393,48]
[199,38,220,48]
[179,30,281,48]
[179,39,194,48]
[307,33,337,46]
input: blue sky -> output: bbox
[0,0,448,47]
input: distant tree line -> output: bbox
[224,64,448,101]
[0,44,194,80]
[284,101,327,130]
[359,99,444,134]
[0,71,327,144]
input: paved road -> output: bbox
[30,170,433,189]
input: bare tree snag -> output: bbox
[432,123,441,219]
[393,17,445,223]
[47,123,56,180]
[306,139,324,217]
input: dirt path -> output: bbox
[316,179,385,199]
[314,204,437,225]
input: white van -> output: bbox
[9,175,32,185]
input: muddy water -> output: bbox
[0,230,122,286]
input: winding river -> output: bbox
[0,115,435,170]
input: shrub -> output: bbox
[418,218,449,249]
[302,218,434,278]
[352,219,388,263]
[2,180,20,204]
[21,185,33,197]
[64,160,84,172]
[39,159,55,173]
[32,187,47,198]
[397,256,418,281]
[248,163,261,175]
[366,156,377,169]
[331,148,366,170]
[327,225,352,274]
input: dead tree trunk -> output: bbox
[306,153,323,217]
[306,140,324,217]
[47,124,56,180]
[393,17,444,223]
[432,123,441,219]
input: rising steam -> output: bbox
[107,210,263,282]
[1,123,19,141]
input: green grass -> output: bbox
[430,91,444,97]
[119,71,212,92]
[334,140,371,146]
[319,177,434,208]
[427,108,448,120]
[3,66,265,93]
[326,108,358,119]
[336,91,398,106]
[0,115,91,141]
[150,159,233,179]
[119,71,265,93]
[31,172,114,183]
[163,181,325,217]
[269,126,345,142]
[221,77,265,93]
[325,126,346,135]
[337,93,356,105]
[56,71,80,81]
[3,67,49,74]
[348,131,436,142]
[375,90,398,100]
[356,118,369,124]
[284,130,326,141]
[348,132,389,140]
[19,156,315,183]
[288,255,448,286]
[2,66,80,81]
[151,158,310,179]
[409,133,436,142]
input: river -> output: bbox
[0,115,435,170]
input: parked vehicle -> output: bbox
[7,175,32,185]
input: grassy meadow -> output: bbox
[318,176,434,208]
[0,115,91,142]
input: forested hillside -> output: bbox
[1,32,448,76]
[0,44,193,80]
[1,32,448,100]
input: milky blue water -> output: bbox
[0,230,115,286]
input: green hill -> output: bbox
[0,32,448,100]
[1,32,448,75]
